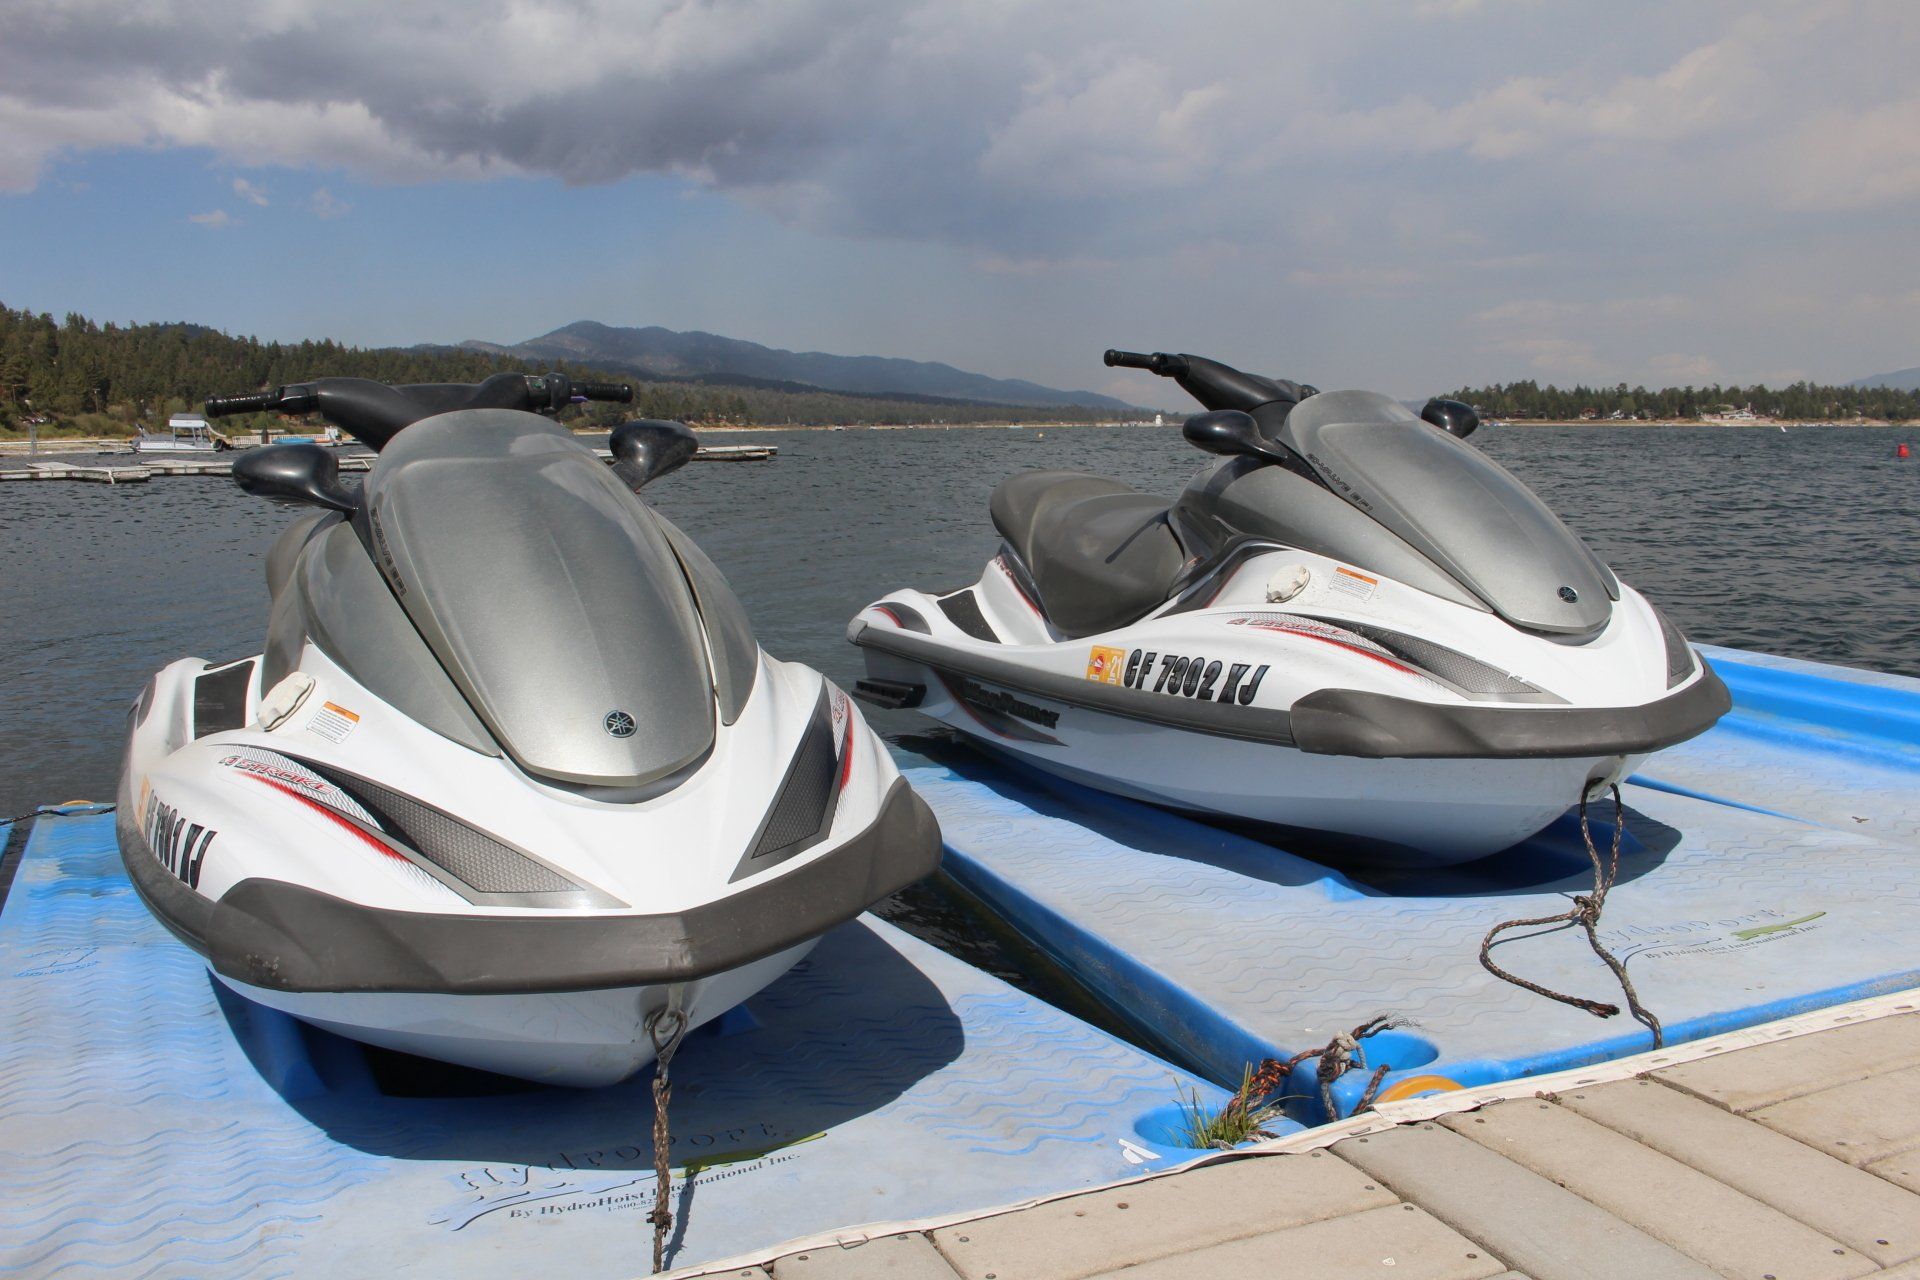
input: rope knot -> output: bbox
[1477,782,1662,1048]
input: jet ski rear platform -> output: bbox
[0,811,1232,1277]
[912,645,1920,1120]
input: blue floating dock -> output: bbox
[0,810,1233,1277]
[913,645,1920,1121]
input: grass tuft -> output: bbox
[1175,1063,1290,1149]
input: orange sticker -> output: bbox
[1085,645,1127,684]
[1329,566,1379,601]
[322,701,361,723]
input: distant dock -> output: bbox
[0,443,776,486]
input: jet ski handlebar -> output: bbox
[1105,348,1316,415]
[1104,349,1191,376]
[204,372,635,450]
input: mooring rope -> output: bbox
[1478,783,1663,1048]
[1243,1014,1407,1123]
[645,1007,690,1275]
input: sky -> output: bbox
[1,0,1917,406]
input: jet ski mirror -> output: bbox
[1421,398,1481,439]
[232,443,358,512]
[1182,410,1294,466]
[610,420,699,492]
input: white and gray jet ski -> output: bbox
[850,348,1728,866]
[121,372,940,1086]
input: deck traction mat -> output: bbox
[0,812,1228,1278]
[911,645,1920,1119]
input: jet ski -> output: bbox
[849,348,1729,866]
[119,372,940,1086]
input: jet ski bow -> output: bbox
[121,372,940,1085]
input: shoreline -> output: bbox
[3,418,1911,454]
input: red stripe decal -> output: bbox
[1273,627,1424,678]
[872,604,903,626]
[242,774,411,863]
[995,556,1043,618]
[837,705,857,789]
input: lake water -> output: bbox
[3,423,1916,988]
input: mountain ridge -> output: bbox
[1851,366,1920,391]
[461,320,1136,411]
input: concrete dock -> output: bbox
[696,994,1920,1280]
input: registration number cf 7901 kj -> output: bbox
[1123,650,1269,704]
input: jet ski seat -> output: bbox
[989,470,1185,638]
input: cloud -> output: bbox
[1649,352,1720,383]
[1,1,1916,388]
[232,176,268,205]
[0,0,1907,259]
[307,186,350,219]
[188,208,234,227]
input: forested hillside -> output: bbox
[1445,378,1920,422]
[0,306,1133,434]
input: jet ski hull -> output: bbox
[852,545,1725,866]
[216,941,813,1087]
[121,646,941,1086]
[864,645,1632,863]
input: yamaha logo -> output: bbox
[1558,586,1579,603]
[604,710,637,738]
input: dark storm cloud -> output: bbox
[2,0,1917,385]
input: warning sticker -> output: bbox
[306,701,361,744]
[1329,566,1378,602]
[1085,645,1127,684]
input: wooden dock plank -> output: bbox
[928,1152,1394,1280]
[1753,1066,1920,1166]
[1443,1099,1874,1279]
[1080,1204,1507,1280]
[1655,1015,1920,1114]
[1333,1122,1721,1280]
[1558,1078,1920,1266]
[770,1233,956,1278]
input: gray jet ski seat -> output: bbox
[989,470,1185,638]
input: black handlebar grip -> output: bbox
[1104,349,1156,369]
[204,390,279,417]
[574,382,634,403]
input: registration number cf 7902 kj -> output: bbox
[1123,649,1269,704]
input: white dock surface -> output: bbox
[688,997,1920,1280]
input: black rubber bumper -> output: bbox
[119,776,942,995]
[852,618,1732,760]
[1289,663,1733,759]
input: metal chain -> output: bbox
[646,1007,690,1275]
[1479,783,1664,1047]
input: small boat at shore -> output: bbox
[270,424,345,447]
[131,414,231,453]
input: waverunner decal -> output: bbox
[935,672,1063,743]
[1119,649,1269,705]
[139,789,215,890]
